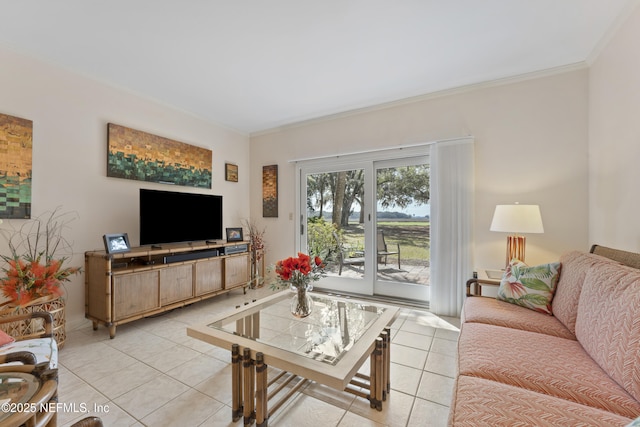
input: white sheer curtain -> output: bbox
[430,138,474,317]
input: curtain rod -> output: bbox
[288,136,473,163]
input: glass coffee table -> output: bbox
[0,365,58,426]
[187,291,399,426]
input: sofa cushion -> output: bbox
[576,263,640,402]
[552,251,622,335]
[497,259,561,314]
[462,296,575,339]
[449,375,635,427]
[458,322,640,418]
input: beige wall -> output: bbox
[589,4,640,252]
[250,70,590,272]
[0,46,250,329]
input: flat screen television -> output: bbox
[140,189,223,246]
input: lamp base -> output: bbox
[506,235,526,266]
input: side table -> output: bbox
[466,269,502,296]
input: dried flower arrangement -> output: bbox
[242,219,266,287]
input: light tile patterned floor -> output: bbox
[58,287,459,426]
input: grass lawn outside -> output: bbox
[341,220,430,266]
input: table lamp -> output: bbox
[490,203,544,266]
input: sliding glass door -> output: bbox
[374,158,430,301]
[301,162,371,295]
[296,147,430,303]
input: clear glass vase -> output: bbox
[290,283,314,318]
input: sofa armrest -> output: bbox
[590,244,640,269]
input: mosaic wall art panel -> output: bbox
[0,113,32,219]
[107,123,212,188]
[262,164,278,218]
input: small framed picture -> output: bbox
[225,163,238,182]
[226,227,243,242]
[103,233,131,254]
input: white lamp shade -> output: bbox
[490,204,544,234]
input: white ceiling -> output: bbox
[0,1,636,134]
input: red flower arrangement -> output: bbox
[272,252,326,290]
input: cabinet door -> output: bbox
[160,264,194,305]
[195,258,223,296]
[86,254,111,321]
[224,254,249,290]
[113,271,160,321]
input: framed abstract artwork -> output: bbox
[107,123,212,188]
[0,113,32,219]
[262,165,278,218]
[225,163,238,182]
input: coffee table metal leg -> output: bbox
[236,307,244,335]
[232,344,243,421]
[256,352,268,427]
[374,337,384,410]
[383,327,391,399]
[243,348,255,425]
[369,336,384,410]
[369,342,377,409]
[253,312,260,338]
[245,315,253,337]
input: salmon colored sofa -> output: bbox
[449,246,640,426]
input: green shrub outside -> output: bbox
[306,217,340,262]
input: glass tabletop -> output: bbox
[0,372,39,421]
[207,292,388,366]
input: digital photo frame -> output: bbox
[226,227,243,242]
[103,233,131,254]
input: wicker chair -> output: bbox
[0,312,58,369]
[0,350,37,365]
[71,417,104,427]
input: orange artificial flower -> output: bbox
[0,255,80,307]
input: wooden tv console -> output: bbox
[85,241,250,338]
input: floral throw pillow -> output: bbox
[497,259,561,315]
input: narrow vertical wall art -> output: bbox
[262,165,278,218]
[0,113,32,219]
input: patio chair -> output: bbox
[334,231,402,274]
[333,232,365,275]
[377,230,400,269]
